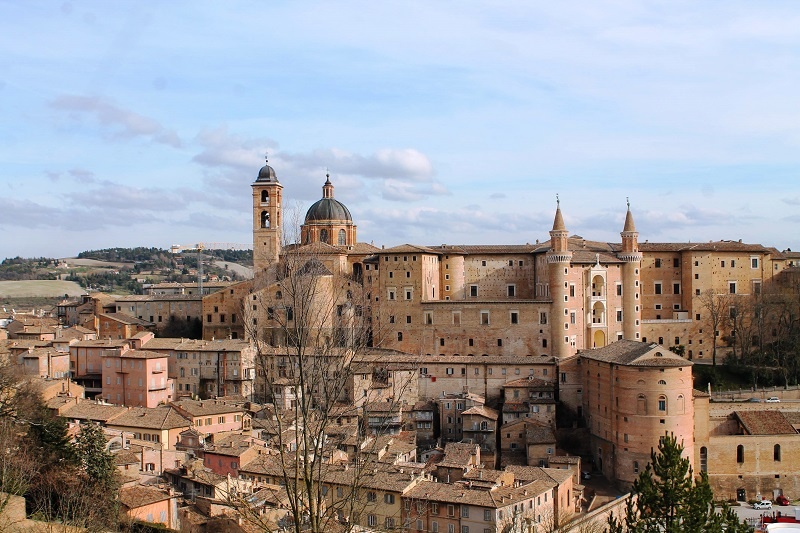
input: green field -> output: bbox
[0,280,86,298]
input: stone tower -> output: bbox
[547,198,573,358]
[252,158,283,274]
[618,200,642,341]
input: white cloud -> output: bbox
[50,94,182,147]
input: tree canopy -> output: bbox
[608,433,749,533]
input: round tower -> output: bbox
[252,157,283,274]
[618,200,642,341]
[547,197,573,358]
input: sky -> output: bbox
[2,1,800,259]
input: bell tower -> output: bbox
[252,157,283,274]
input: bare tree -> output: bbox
[698,290,736,367]
[229,217,415,533]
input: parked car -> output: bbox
[766,397,781,403]
[747,397,762,403]
[776,495,790,506]
[754,500,773,510]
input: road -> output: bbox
[731,502,799,529]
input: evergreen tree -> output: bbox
[608,433,750,533]
[74,422,117,487]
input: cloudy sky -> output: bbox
[2,2,799,259]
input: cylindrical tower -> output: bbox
[547,199,573,358]
[618,201,642,341]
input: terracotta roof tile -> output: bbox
[579,340,691,367]
[119,486,173,509]
[735,410,797,435]
[108,406,191,430]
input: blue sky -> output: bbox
[1,1,799,259]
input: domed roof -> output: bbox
[305,198,353,223]
[304,175,352,223]
[255,160,278,183]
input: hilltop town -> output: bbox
[2,160,800,532]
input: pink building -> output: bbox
[22,347,70,378]
[70,338,130,398]
[102,349,174,408]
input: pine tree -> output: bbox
[608,433,750,533]
[74,422,117,488]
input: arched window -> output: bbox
[737,445,744,463]
[775,444,782,461]
[677,394,685,414]
[261,190,269,204]
[633,461,639,474]
[658,380,667,385]
[397,332,403,341]
[338,229,346,246]
[637,394,647,415]
[700,447,708,472]
[261,211,270,228]
[320,229,329,243]
[658,395,667,412]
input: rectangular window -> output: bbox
[507,285,515,297]
[616,310,623,322]
[432,522,439,533]
[655,258,661,268]
[448,505,455,517]
[654,283,662,295]
[674,257,680,267]
[425,311,433,325]
[729,282,736,294]
[510,311,519,324]
[570,311,576,324]
[480,311,490,325]
[462,506,469,518]
[569,284,575,297]
[751,257,759,269]
[753,280,762,295]
[484,509,491,521]
[453,311,461,325]
[673,283,680,295]
[616,284,622,296]
[539,312,547,325]
[470,285,478,297]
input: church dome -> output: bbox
[305,197,352,222]
[304,175,353,223]
[255,162,278,183]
